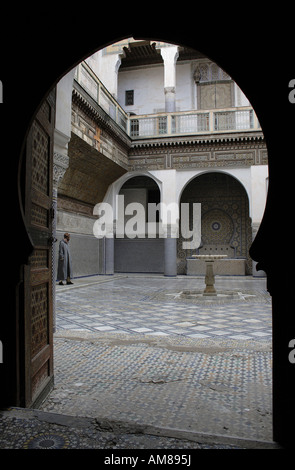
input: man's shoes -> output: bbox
[66,280,74,285]
[58,281,64,285]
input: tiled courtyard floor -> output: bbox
[38,274,273,446]
[53,274,272,341]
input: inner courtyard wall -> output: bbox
[53,43,268,278]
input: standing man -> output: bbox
[57,232,73,285]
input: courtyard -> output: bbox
[39,274,273,445]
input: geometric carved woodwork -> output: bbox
[31,283,48,358]
[23,88,55,407]
[31,120,49,194]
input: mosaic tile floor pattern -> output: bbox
[0,409,245,449]
[43,336,272,441]
[39,275,273,443]
[55,275,272,341]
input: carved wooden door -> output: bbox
[23,90,55,407]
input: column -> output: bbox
[105,230,114,275]
[160,46,179,112]
[97,220,115,275]
[163,224,178,276]
[155,169,178,276]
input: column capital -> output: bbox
[160,46,179,87]
[160,46,179,112]
[164,86,176,95]
[160,45,179,64]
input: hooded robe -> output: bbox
[57,239,73,281]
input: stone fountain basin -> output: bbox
[187,255,246,275]
[181,289,239,299]
[192,254,228,260]
[186,253,237,298]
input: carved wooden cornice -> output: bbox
[72,83,132,151]
[128,133,267,170]
[130,132,265,151]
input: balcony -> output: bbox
[74,61,261,141]
[129,107,259,139]
[74,62,129,134]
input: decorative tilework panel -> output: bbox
[178,173,252,274]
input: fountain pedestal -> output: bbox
[192,255,227,296]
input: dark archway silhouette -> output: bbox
[2,17,295,447]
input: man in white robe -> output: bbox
[57,232,73,285]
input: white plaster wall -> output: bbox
[250,165,269,224]
[55,68,76,139]
[176,62,194,111]
[149,169,178,230]
[89,50,121,98]
[54,68,76,165]
[90,48,250,116]
[234,83,250,107]
[149,169,176,205]
[85,51,100,79]
[118,62,195,114]
[118,65,165,114]
[85,41,253,117]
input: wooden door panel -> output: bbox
[23,90,55,407]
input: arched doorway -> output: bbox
[3,24,295,446]
[178,172,252,275]
[114,175,163,273]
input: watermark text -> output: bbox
[93,196,201,250]
[104,453,191,467]
[288,79,295,103]
[288,339,295,364]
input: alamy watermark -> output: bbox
[288,339,295,364]
[288,79,295,103]
[0,340,3,363]
[93,196,201,249]
[0,80,3,103]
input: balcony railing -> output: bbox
[74,61,261,140]
[75,62,129,133]
[129,108,259,138]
